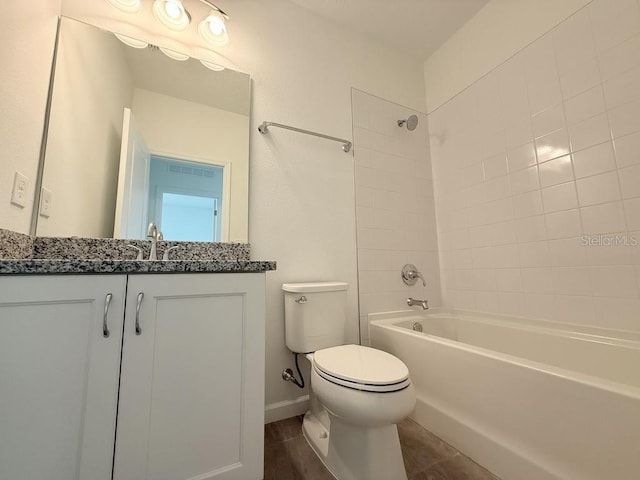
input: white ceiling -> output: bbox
[286,0,490,60]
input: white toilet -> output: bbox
[283,282,415,480]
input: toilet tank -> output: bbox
[282,282,349,353]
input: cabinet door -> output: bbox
[114,273,265,480]
[0,275,126,480]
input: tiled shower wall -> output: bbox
[429,0,640,332]
[352,90,441,344]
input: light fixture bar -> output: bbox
[198,0,228,19]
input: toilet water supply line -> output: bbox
[282,353,305,389]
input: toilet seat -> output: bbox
[313,345,411,393]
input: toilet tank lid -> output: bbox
[282,282,348,293]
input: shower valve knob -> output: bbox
[402,264,426,287]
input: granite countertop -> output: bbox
[0,229,276,275]
[0,259,276,275]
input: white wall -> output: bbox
[37,18,133,238]
[429,0,640,332]
[424,0,592,113]
[352,90,441,345]
[0,1,60,233]
[132,89,249,242]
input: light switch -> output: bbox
[10,172,29,208]
[39,188,52,218]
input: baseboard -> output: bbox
[264,395,309,424]
[412,397,562,480]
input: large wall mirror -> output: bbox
[35,16,250,242]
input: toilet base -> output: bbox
[302,410,408,480]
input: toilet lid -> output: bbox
[313,345,410,392]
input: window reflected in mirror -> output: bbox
[149,157,225,242]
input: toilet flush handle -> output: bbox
[295,296,307,304]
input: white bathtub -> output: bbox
[369,309,640,480]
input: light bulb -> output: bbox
[152,0,191,31]
[208,16,225,35]
[164,1,181,19]
[199,10,229,47]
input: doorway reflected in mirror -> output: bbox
[149,156,225,242]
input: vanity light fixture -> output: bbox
[106,0,231,47]
[105,0,142,14]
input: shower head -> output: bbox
[397,114,419,131]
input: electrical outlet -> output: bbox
[39,188,52,218]
[10,172,29,208]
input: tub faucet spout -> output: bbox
[407,297,429,310]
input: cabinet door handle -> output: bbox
[103,293,113,338]
[135,292,144,335]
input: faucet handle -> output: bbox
[162,245,179,261]
[401,264,427,287]
[126,244,144,260]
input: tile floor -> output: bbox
[264,415,501,480]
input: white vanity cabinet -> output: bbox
[114,273,266,480]
[0,272,266,480]
[0,275,127,480]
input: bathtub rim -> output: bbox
[369,308,640,401]
[370,307,640,345]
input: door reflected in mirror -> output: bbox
[36,16,250,242]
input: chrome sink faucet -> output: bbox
[407,298,429,310]
[147,222,162,260]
